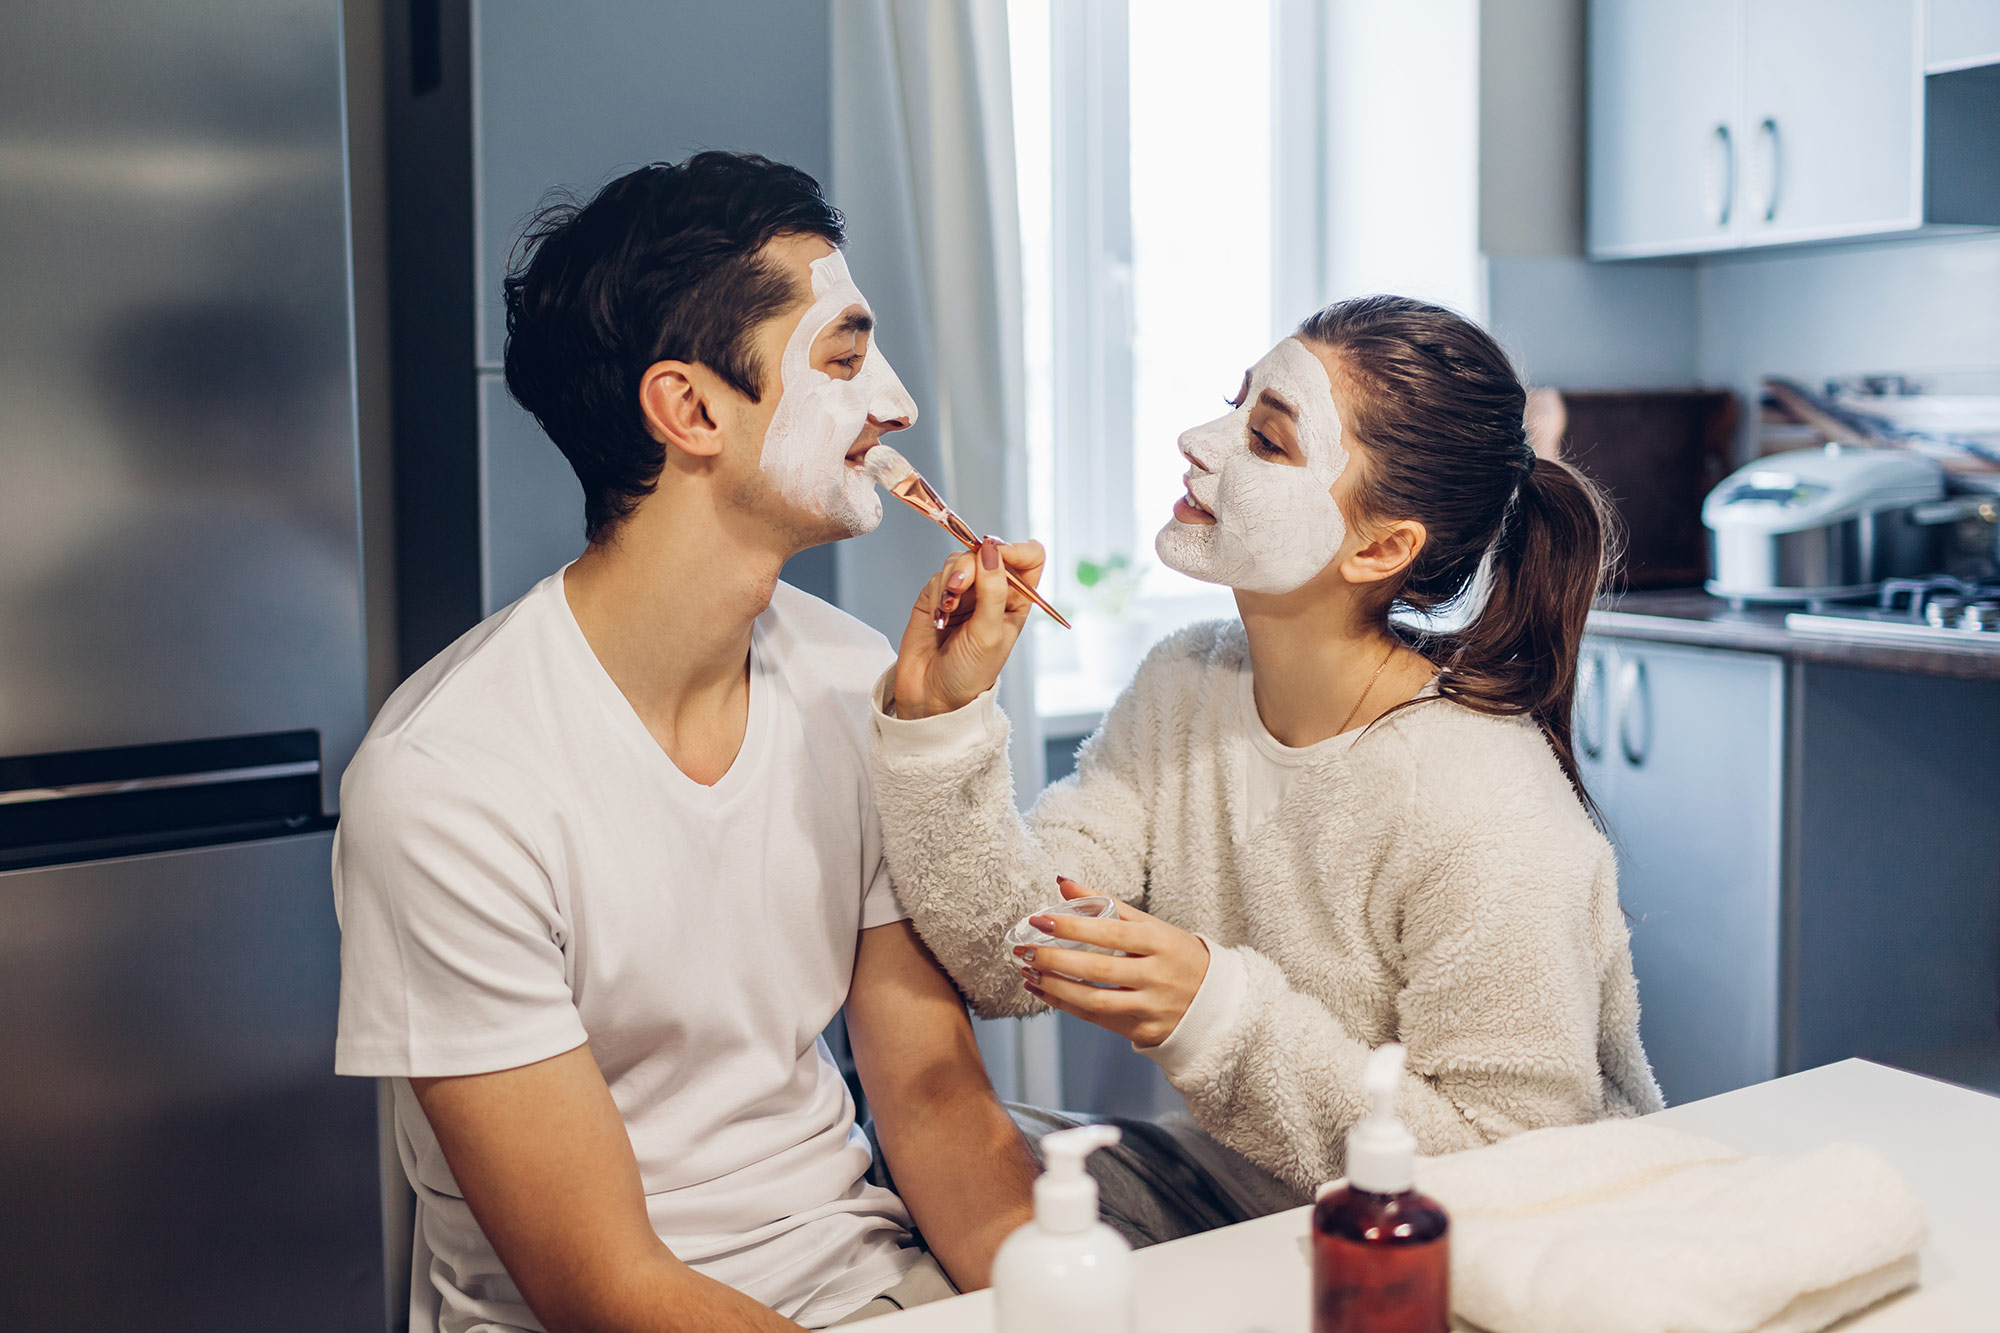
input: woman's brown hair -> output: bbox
[1297,295,1615,812]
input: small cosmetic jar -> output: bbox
[1003,895,1124,982]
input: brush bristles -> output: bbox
[860,444,914,489]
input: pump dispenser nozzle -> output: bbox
[1344,1042,1417,1194]
[1034,1124,1120,1234]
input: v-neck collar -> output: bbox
[548,566,774,807]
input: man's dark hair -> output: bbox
[502,151,845,540]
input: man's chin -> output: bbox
[790,490,883,548]
[830,488,884,539]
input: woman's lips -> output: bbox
[1173,483,1217,525]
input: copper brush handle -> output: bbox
[887,485,1072,629]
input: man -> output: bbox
[333,152,1038,1332]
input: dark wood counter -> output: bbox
[1589,589,2000,682]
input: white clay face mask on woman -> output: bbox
[1155,336,1349,595]
[759,250,919,536]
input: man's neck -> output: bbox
[562,497,792,784]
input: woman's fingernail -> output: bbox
[933,607,948,630]
[948,570,969,591]
[1014,946,1036,963]
[1028,915,1054,931]
[981,538,999,570]
[1022,967,1042,984]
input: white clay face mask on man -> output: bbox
[758,250,919,536]
[1155,336,1349,595]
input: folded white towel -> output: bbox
[1413,1120,1927,1333]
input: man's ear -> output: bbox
[638,360,725,460]
[1340,518,1426,587]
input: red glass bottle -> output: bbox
[1312,1182,1450,1333]
[1311,1042,1450,1333]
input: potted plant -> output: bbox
[1072,555,1153,689]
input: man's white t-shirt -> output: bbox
[333,569,918,1332]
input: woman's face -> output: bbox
[1154,336,1351,595]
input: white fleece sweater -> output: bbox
[871,620,1663,1196]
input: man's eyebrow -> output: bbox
[1257,388,1298,420]
[824,309,874,338]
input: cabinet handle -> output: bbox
[1758,117,1781,222]
[1705,123,1735,228]
[1616,657,1652,768]
[1576,649,1607,761]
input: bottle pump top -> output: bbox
[1344,1042,1417,1194]
[1035,1124,1121,1234]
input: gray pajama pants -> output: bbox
[833,1105,1302,1323]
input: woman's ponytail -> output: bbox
[1435,456,1612,804]
[1297,295,1618,814]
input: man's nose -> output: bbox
[868,410,912,435]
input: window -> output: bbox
[1011,0,1326,715]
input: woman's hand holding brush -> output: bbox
[891,536,1047,719]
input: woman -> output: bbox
[869,295,1661,1230]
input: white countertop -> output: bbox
[871,1061,2000,1331]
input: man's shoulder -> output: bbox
[760,579,896,696]
[346,578,568,809]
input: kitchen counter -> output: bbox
[1590,588,2000,682]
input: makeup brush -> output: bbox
[860,444,1071,629]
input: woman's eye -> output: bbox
[1250,429,1283,458]
[835,354,864,372]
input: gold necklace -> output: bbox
[1337,641,1397,735]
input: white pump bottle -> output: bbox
[992,1124,1134,1333]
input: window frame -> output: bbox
[1018,0,1333,715]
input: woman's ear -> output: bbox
[638,360,726,460]
[1340,518,1426,586]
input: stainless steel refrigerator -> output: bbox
[0,3,384,1326]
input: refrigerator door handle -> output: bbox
[0,760,320,806]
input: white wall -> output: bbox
[1480,0,1584,258]
[1486,254,1700,388]
[1476,0,1702,390]
[1323,0,1484,317]
[1697,232,2000,456]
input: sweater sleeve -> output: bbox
[1144,751,1625,1193]
[869,667,1156,1018]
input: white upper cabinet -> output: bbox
[1587,0,1992,258]
[1588,0,1743,256]
[1928,0,2000,70]
[1739,0,1923,245]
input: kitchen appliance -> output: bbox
[1704,444,1950,604]
[1785,576,2000,651]
[0,4,384,1328]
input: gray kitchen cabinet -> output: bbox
[1586,0,1994,258]
[1586,0,1743,256]
[1576,637,1787,1104]
[1738,0,1923,245]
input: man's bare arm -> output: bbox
[410,1046,797,1333]
[846,920,1039,1291]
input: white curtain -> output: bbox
[832,0,1059,1105]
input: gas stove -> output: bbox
[1785,576,2000,650]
